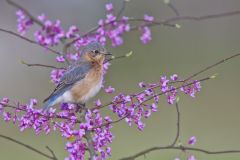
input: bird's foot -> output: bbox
[75,103,85,113]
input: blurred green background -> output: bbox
[0,0,240,159]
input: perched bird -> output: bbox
[43,42,109,110]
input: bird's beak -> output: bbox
[104,52,112,56]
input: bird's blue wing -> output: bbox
[43,62,92,109]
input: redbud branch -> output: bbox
[79,104,96,159]
[65,10,240,52]
[0,134,57,160]
[0,28,61,55]
[93,76,211,129]
[0,102,81,123]
[5,0,70,65]
[139,77,209,106]
[119,145,240,160]
[6,0,44,27]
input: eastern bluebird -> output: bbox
[43,42,109,110]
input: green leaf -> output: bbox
[125,51,133,57]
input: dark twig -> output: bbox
[22,61,65,70]
[117,0,128,19]
[165,1,180,16]
[165,11,240,24]
[170,102,180,146]
[0,134,56,160]
[184,53,240,82]
[119,145,240,160]
[46,146,58,160]
[0,28,61,55]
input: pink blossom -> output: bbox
[105,3,113,12]
[188,136,197,145]
[105,86,115,94]
[144,14,154,22]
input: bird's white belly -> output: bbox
[53,90,73,105]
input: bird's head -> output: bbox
[80,42,111,64]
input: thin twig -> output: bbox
[0,28,61,55]
[119,145,240,160]
[46,146,58,160]
[22,61,65,70]
[184,53,240,82]
[0,134,56,160]
[170,102,180,146]
[167,2,180,16]
[117,0,128,19]
[165,11,240,24]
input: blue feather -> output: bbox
[43,95,58,110]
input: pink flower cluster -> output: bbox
[0,97,114,159]
[64,109,113,160]
[104,74,201,131]
[16,2,155,50]
[16,10,33,35]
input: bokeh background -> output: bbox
[0,0,240,159]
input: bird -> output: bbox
[43,42,110,110]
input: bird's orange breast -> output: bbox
[70,64,103,103]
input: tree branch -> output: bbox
[165,0,180,16]
[46,146,58,160]
[170,102,180,146]
[119,145,240,160]
[116,0,128,19]
[184,53,240,82]
[0,28,61,55]
[0,134,57,160]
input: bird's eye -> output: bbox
[94,50,99,54]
